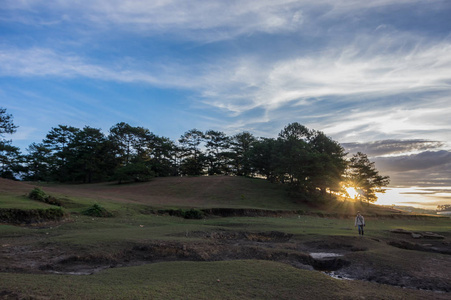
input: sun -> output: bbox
[346,187,359,199]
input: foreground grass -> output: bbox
[3,213,450,252]
[0,194,52,210]
[0,260,442,300]
[1,177,450,299]
[1,218,450,300]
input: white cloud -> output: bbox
[4,0,442,41]
[342,140,445,157]
[2,0,307,41]
[2,33,451,121]
[0,47,172,87]
[195,35,451,115]
[2,0,451,145]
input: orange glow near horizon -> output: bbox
[375,186,451,210]
[345,187,359,199]
[340,185,450,211]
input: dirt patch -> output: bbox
[0,290,23,300]
[39,239,351,275]
[0,231,350,276]
[179,230,293,242]
[333,238,451,292]
[387,229,451,255]
[388,240,451,255]
[201,208,297,217]
[1,230,450,293]
[0,208,67,225]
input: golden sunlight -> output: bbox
[345,187,359,199]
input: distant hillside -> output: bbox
[25,176,303,210]
[391,205,438,215]
[0,178,36,195]
[1,176,409,216]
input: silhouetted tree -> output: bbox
[23,142,52,181]
[109,122,150,166]
[347,152,390,204]
[16,118,387,205]
[250,137,278,182]
[148,135,178,177]
[109,122,155,183]
[178,129,205,175]
[43,125,80,181]
[0,141,21,179]
[230,132,256,176]
[276,123,312,186]
[308,130,347,196]
[68,126,115,183]
[0,108,21,179]
[204,130,231,175]
[0,108,18,136]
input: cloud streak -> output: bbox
[2,0,305,41]
[342,140,451,188]
[2,29,451,147]
[342,140,446,157]
[4,0,449,41]
[2,33,450,108]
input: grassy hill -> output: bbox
[36,175,302,210]
[1,176,450,299]
[1,175,406,217]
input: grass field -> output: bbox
[2,260,447,300]
[1,176,450,299]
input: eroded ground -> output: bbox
[1,227,450,294]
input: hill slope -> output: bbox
[34,175,300,210]
[0,178,36,195]
[1,176,403,216]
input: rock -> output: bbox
[390,229,412,234]
[422,232,445,239]
[411,233,422,239]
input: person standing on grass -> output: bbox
[355,211,365,235]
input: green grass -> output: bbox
[6,211,451,248]
[0,194,53,209]
[0,260,439,300]
[35,176,311,211]
[1,177,450,299]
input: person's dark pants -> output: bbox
[358,225,364,235]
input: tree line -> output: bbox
[0,108,389,203]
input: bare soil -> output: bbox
[1,228,450,293]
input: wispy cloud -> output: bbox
[339,139,451,189]
[342,140,445,157]
[2,0,306,41]
[0,47,160,83]
[4,0,448,41]
[2,2,451,135]
[190,35,451,140]
[372,150,451,187]
[375,150,451,172]
[2,30,451,142]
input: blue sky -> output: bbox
[1,0,451,208]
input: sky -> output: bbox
[1,0,451,209]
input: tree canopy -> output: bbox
[1,107,390,203]
[347,152,390,203]
[0,108,21,179]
